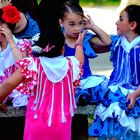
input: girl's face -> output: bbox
[0,33,5,42]
[116,11,131,36]
[0,23,6,42]
[60,12,84,38]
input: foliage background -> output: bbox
[37,0,121,6]
[80,0,121,6]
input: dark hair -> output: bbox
[0,9,16,31]
[11,0,38,19]
[58,0,84,20]
[123,5,140,34]
[34,1,70,58]
[37,0,68,34]
[35,25,65,58]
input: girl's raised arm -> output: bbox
[0,24,25,61]
[74,31,86,65]
[84,15,111,53]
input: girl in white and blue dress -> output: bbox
[0,5,32,108]
[58,1,111,106]
[88,5,140,140]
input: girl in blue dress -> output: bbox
[12,0,40,39]
[58,0,111,106]
[88,5,140,140]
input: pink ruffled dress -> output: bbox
[16,56,83,140]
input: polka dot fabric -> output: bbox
[16,58,37,95]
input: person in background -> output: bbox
[0,24,86,140]
[58,1,111,139]
[88,5,140,140]
[59,0,111,106]
[11,0,40,40]
[0,0,40,41]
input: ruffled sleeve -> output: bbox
[17,39,33,56]
[67,56,83,86]
[16,57,38,95]
[83,32,97,58]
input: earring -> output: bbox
[60,25,64,32]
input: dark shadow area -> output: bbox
[0,117,25,140]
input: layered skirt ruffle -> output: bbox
[88,84,140,139]
[75,75,108,106]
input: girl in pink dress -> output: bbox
[0,26,86,140]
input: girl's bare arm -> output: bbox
[74,31,86,65]
[0,68,24,102]
[0,24,25,60]
[84,15,111,53]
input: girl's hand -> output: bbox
[84,15,96,30]
[127,93,137,109]
[0,0,11,8]
[0,24,13,42]
[76,30,86,46]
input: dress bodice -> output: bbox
[64,32,97,79]
[13,13,40,39]
[16,56,83,126]
[109,35,140,87]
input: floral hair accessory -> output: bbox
[42,44,55,52]
[2,4,20,24]
[32,44,55,54]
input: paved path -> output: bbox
[82,6,120,78]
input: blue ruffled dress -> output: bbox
[88,35,140,139]
[64,32,108,106]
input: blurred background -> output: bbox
[80,0,120,6]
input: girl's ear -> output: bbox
[59,19,63,26]
[59,19,64,32]
[130,21,137,31]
